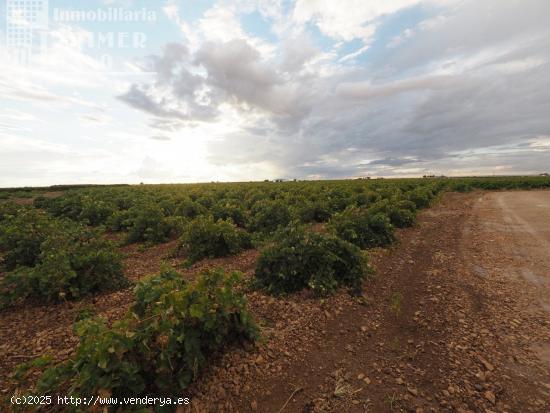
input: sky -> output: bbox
[1,0,549,186]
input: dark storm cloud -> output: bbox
[119,35,323,133]
[117,43,219,124]
[118,0,550,177]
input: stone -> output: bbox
[484,390,496,405]
[478,356,494,372]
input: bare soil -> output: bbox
[1,191,549,412]
[5,192,63,206]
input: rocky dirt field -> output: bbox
[1,190,549,412]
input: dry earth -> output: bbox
[1,191,549,412]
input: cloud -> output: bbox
[292,0,420,43]
[0,109,36,122]
[80,114,112,124]
[119,35,320,132]
[377,0,550,76]
[115,0,550,179]
[1,0,548,187]
[365,157,423,167]
[117,84,190,119]
[336,75,456,100]
[0,133,112,186]
[280,34,320,73]
[133,156,174,180]
[150,135,171,141]
[0,78,105,110]
[117,42,221,124]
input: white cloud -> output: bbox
[292,0,421,43]
[339,42,374,62]
[0,109,36,122]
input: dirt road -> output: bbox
[457,191,550,410]
[480,191,550,313]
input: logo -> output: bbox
[4,1,157,74]
[5,0,49,64]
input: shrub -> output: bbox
[354,190,379,207]
[164,215,188,238]
[132,268,185,317]
[32,195,49,208]
[407,186,435,209]
[212,201,247,227]
[327,190,354,213]
[43,193,84,220]
[394,199,417,212]
[386,207,416,228]
[176,216,252,263]
[328,206,395,249]
[296,200,331,223]
[77,196,116,226]
[0,201,19,222]
[175,198,207,218]
[0,224,127,307]
[126,204,172,244]
[106,209,132,232]
[248,200,292,234]
[255,225,369,296]
[32,269,257,402]
[74,306,96,323]
[451,182,473,192]
[0,207,53,271]
[11,191,34,199]
[158,197,180,216]
[368,199,417,228]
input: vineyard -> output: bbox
[1,176,549,412]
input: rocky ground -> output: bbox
[1,191,549,412]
